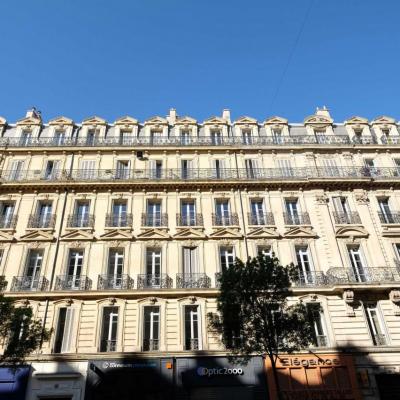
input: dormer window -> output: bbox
[354,128,363,137]
[150,130,162,144]
[314,129,325,136]
[119,130,132,145]
[54,130,65,146]
[180,130,191,145]
[21,130,32,146]
[272,129,282,144]
[211,130,222,145]
[382,128,390,137]
[86,129,98,146]
[242,130,252,145]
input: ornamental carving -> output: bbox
[354,192,369,204]
[343,290,355,317]
[389,290,400,316]
[27,241,43,249]
[315,194,328,204]
[67,241,87,248]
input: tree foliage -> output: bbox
[208,254,318,397]
[0,278,51,365]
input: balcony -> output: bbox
[247,212,275,225]
[141,213,168,227]
[332,211,361,225]
[377,211,400,224]
[283,212,311,225]
[176,214,203,227]
[11,276,48,292]
[293,271,328,286]
[143,339,159,352]
[66,214,94,228]
[187,338,200,350]
[137,274,172,289]
[27,214,56,229]
[372,334,388,346]
[100,340,117,352]
[54,275,92,291]
[97,274,134,290]
[105,213,133,228]
[0,216,17,230]
[176,273,211,289]
[212,213,239,226]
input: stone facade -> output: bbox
[0,107,399,399]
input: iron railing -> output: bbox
[372,334,387,346]
[377,212,400,224]
[2,166,400,183]
[212,213,239,226]
[293,271,328,286]
[27,214,56,229]
[176,273,211,289]
[247,212,275,225]
[100,339,117,352]
[176,214,204,226]
[0,216,17,230]
[316,335,328,347]
[143,339,159,351]
[186,338,199,350]
[141,213,168,227]
[105,213,133,227]
[332,211,362,225]
[66,214,94,228]
[283,212,311,225]
[10,276,48,291]
[97,274,134,290]
[54,275,91,291]
[137,274,172,289]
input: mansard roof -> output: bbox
[144,116,168,125]
[48,116,74,126]
[234,116,258,125]
[114,116,138,125]
[82,116,107,125]
[203,116,227,125]
[371,115,396,125]
[175,116,197,125]
[344,116,369,125]
[263,116,288,125]
[16,115,42,126]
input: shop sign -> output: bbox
[196,367,244,377]
[278,356,341,368]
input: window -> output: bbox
[0,202,15,229]
[348,246,367,282]
[54,130,65,145]
[215,200,230,225]
[394,159,400,176]
[146,201,162,226]
[53,307,75,353]
[211,130,222,145]
[285,199,300,224]
[378,198,394,223]
[242,130,252,144]
[381,128,390,138]
[394,243,400,264]
[220,246,235,270]
[150,131,162,144]
[364,159,377,176]
[21,130,32,146]
[100,306,118,352]
[149,160,163,179]
[86,129,96,145]
[44,160,60,180]
[180,130,190,145]
[111,201,127,226]
[74,201,90,227]
[332,196,351,223]
[272,129,282,144]
[25,250,43,289]
[8,160,24,181]
[307,303,328,347]
[108,249,124,288]
[143,306,160,351]
[245,159,259,178]
[296,246,314,284]
[365,303,387,346]
[213,159,225,179]
[277,159,293,177]
[119,130,131,145]
[37,202,53,228]
[116,160,129,179]
[181,159,193,179]
[250,199,265,225]
[257,246,272,258]
[146,248,162,287]
[184,305,200,350]
[181,200,196,226]
[322,159,339,177]
[183,247,198,274]
[80,160,96,179]
[66,250,83,289]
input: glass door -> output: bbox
[348,246,367,282]
[215,200,230,225]
[251,200,265,225]
[285,200,300,224]
[38,202,52,228]
[181,201,196,226]
[147,201,161,226]
[108,250,124,288]
[67,250,83,289]
[25,251,43,290]
[146,249,161,287]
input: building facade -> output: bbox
[0,107,399,399]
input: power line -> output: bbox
[268,0,315,112]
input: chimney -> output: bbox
[167,108,177,124]
[315,106,331,119]
[26,107,42,121]
[222,109,231,123]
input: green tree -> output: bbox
[208,254,317,400]
[0,278,51,365]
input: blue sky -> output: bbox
[0,0,399,123]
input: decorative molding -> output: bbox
[389,290,400,316]
[343,290,356,317]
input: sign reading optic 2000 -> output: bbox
[196,367,244,377]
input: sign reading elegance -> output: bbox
[197,366,244,377]
[278,356,341,368]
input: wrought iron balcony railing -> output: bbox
[0,216,17,230]
[137,274,172,289]
[186,338,199,350]
[352,135,378,145]
[247,212,275,225]
[212,213,239,226]
[105,213,133,227]
[372,334,388,346]
[283,212,311,225]
[66,214,94,228]
[332,211,362,225]
[141,213,168,227]
[293,271,328,286]
[97,274,134,290]
[176,214,203,226]
[176,273,211,289]
[3,166,400,183]
[143,339,159,351]
[0,276,7,291]
[100,339,117,352]
[27,214,56,229]
[10,276,48,292]
[377,211,400,224]
[54,275,92,291]
[315,335,329,347]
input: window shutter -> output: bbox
[61,308,75,353]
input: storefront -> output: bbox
[176,356,267,400]
[265,353,362,400]
[0,366,30,400]
[85,358,174,400]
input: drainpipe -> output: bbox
[40,128,78,347]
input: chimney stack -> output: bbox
[315,106,331,119]
[222,109,231,123]
[26,107,42,121]
[167,108,177,124]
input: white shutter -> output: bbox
[61,308,75,353]
[9,160,24,180]
[332,196,344,213]
[81,160,96,179]
[183,247,191,274]
[277,159,292,176]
